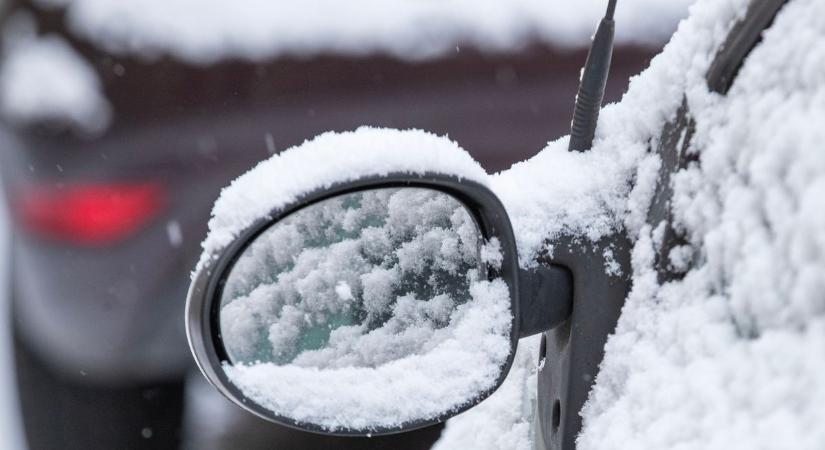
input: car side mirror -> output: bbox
[185,128,572,435]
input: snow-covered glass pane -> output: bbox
[217,187,513,430]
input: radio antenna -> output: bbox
[568,0,617,151]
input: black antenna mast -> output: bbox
[568,0,617,151]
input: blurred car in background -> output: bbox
[0,0,689,448]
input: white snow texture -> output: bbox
[198,128,490,271]
[580,1,825,448]
[1,0,820,446]
[217,187,513,430]
[439,0,825,448]
[197,0,825,440]
[192,0,824,447]
[0,152,26,450]
[36,0,691,64]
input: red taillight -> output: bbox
[17,182,166,245]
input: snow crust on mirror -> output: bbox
[220,188,485,366]
[432,334,540,450]
[197,129,512,430]
[437,0,825,448]
[217,186,513,430]
[224,277,510,430]
[34,0,692,64]
[197,127,488,271]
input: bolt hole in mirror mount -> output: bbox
[187,167,573,437]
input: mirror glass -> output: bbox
[218,187,512,431]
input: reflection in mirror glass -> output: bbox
[218,187,512,431]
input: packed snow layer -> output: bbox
[0,14,110,134]
[491,135,641,267]
[579,0,825,448]
[225,278,511,430]
[432,335,540,450]
[220,188,486,368]
[437,0,825,448]
[35,0,693,64]
[198,127,489,271]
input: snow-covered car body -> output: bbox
[442,0,825,448]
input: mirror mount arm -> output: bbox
[517,264,573,338]
[534,234,633,450]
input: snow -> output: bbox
[0,0,816,444]
[166,220,183,248]
[219,187,486,366]
[195,0,825,440]
[225,278,511,431]
[491,137,640,267]
[198,127,489,271]
[485,0,725,267]
[579,0,825,447]
[206,159,514,430]
[35,0,693,64]
[435,0,825,448]
[0,13,111,135]
[432,335,540,450]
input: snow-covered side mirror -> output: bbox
[186,128,572,436]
